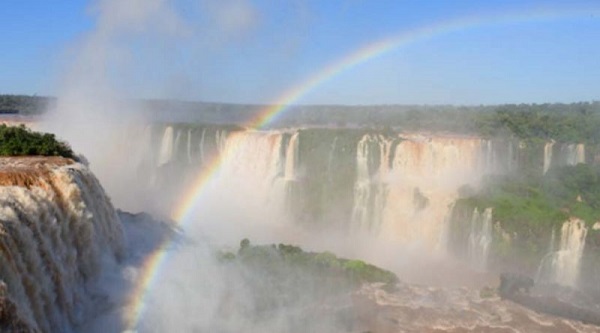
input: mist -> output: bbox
[39,0,397,332]
[26,0,600,332]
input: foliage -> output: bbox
[455,164,600,265]
[221,239,398,288]
[464,164,600,230]
[342,259,398,285]
[461,164,600,233]
[475,104,600,143]
[0,124,75,158]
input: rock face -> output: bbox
[0,157,124,332]
[498,272,534,298]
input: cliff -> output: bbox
[0,157,124,332]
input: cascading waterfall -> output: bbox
[467,208,492,271]
[562,143,586,166]
[173,129,183,162]
[217,131,287,214]
[129,124,595,276]
[485,140,494,172]
[379,135,489,251]
[536,218,588,288]
[186,129,192,163]
[216,129,228,153]
[351,135,371,232]
[198,128,207,162]
[282,132,300,212]
[149,125,233,212]
[350,135,390,233]
[553,218,587,287]
[0,158,124,332]
[284,132,299,181]
[575,143,586,164]
[5,122,594,332]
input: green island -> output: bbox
[218,239,398,288]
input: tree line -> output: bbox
[3,94,599,142]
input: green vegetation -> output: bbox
[475,104,600,143]
[0,124,75,158]
[214,239,398,329]
[463,164,600,230]
[218,238,398,288]
[275,102,600,143]
[454,164,600,265]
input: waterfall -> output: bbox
[380,135,488,251]
[284,132,299,181]
[198,128,207,162]
[543,141,555,174]
[348,134,493,252]
[553,218,587,287]
[157,126,174,166]
[0,158,124,332]
[173,129,183,161]
[350,135,392,233]
[467,208,492,271]
[351,135,378,232]
[187,129,192,163]
[536,218,587,288]
[563,144,586,166]
[484,140,494,172]
[126,124,578,255]
[218,131,287,212]
[575,143,585,164]
[215,129,228,153]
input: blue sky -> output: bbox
[1,0,600,105]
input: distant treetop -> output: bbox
[0,95,53,115]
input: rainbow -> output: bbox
[122,7,600,330]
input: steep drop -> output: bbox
[0,157,124,332]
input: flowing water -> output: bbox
[467,208,493,271]
[0,157,123,332]
[0,124,597,332]
[149,127,507,251]
[537,218,588,288]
